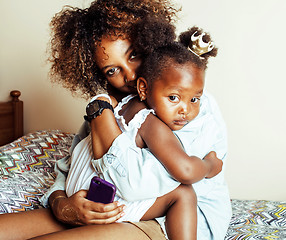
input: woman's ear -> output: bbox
[137,77,148,101]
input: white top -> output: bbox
[93,92,232,239]
[40,91,232,239]
[65,94,158,222]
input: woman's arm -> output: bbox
[90,110,122,159]
[49,190,124,225]
[47,113,124,225]
[90,96,122,159]
[139,113,222,184]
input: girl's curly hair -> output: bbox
[48,0,179,99]
[130,15,176,56]
[139,26,218,84]
[178,26,218,65]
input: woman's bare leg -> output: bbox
[29,222,159,240]
[0,208,68,240]
[141,185,197,240]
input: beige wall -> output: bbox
[0,0,91,133]
[1,0,286,201]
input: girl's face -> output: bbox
[95,36,142,93]
[145,63,205,131]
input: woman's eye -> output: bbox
[191,97,200,103]
[129,50,140,61]
[169,95,179,102]
[106,67,118,76]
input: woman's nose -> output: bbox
[124,64,137,83]
[126,72,136,82]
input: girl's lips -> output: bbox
[173,120,189,125]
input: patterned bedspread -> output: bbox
[0,130,285,239]
[226,199,286,239]
[0,130,74,212]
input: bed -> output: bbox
[1,90,286,239]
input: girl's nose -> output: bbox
[179,103,191,117]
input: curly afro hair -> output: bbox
[139,26,218,84]
[130,15,176,56]
[48,0,179,99]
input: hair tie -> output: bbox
[188,31,214,57]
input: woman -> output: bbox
[0,0,180,239]
[44,5,230,239]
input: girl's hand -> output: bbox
[50,190,125,226]
[203,151,223,178]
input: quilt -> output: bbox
[0,130,286,239]
[226,199,286,239]
[0,130,74,212]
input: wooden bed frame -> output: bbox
[0,90,23,146]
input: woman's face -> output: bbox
[95,36,142,93]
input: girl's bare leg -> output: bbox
[141,185,197,240]
[0,208,68,240]
[29,222,158,240]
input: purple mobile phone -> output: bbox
[87,176,116,204]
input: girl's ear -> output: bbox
[137,77,148,101]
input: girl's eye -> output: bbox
[106,67,119,76]
[191,97,200,103]
[169,95,179,102]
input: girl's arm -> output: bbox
[90,96,221,185]
[92,93,226,201]
[138,113,222,184]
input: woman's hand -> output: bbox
[203,151,223,178]
[50,190,125,226]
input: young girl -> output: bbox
[66,26,221,240]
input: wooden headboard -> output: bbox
[0,90,23,146]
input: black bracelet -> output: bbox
[84,99,114,122]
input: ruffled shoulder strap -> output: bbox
[128,108,155,131]
[114,94,155,140]
[114,94,136,119]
